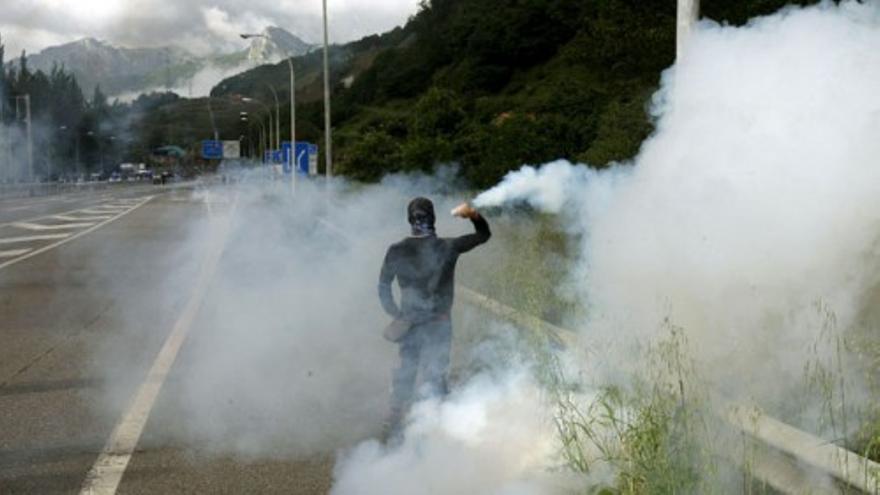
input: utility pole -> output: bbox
[207,98,219,141]
[677,0,700,60]
[0,97,5,183]
[25,95,32,182]
[266,84,280,150]
[322,0,332,178]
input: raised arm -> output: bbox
[378,246,401,318]
[452,212,491,253]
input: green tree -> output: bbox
[411,87,465,137]
[338,129,402,181]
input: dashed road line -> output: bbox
[0,248,31,258]
[12,221,96,231]
[0,195,154,272]
[80,208,127,215]
[53,215,113,222]
[0,198,142,229]
[79,194,236,495]
[0,233,71,244]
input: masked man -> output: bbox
[378,197,491,437]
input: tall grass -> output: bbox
[546,320,724,494]
[797,301,880,492]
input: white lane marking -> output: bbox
[0,233,71,244]
[7,205,32,212]
[79,209,126,215]
[0,248,31,258]
[12,221,96,231]
[53,215,113,222]
[0,195,153,228]
[79,195,236,495]
[0,196,154,272]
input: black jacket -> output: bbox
[379,215,491,323]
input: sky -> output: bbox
[0,0,421,57]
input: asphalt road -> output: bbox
[0,183,335,494]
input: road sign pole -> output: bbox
[24,95,33,182]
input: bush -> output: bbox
[337,129,402,181]
[399,136,454,172]
[411,87,466,137]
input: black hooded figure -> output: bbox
[378,197,491,437]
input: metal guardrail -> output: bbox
[458,286,880,494]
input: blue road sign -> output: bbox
[202,140,223,159]
[295,142,311,175]
[281,141,313,175]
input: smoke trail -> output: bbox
[472,160,597,213]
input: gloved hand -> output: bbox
[451,202,479,219]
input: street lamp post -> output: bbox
[206,98,220,141]
[242,97,275,170]
[240,33,297,184]
[59,126,81,176]
[265,84,281,150]
[322,0,332,179]
[108,136,116,173]
[289,59,296,187]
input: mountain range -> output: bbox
[8,27,313,99]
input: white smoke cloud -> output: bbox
[467,1,880,407]
[77,2,880,493]
[331,372,577,495]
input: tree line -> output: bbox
[0,35,190,183]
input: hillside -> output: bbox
[202,0,821,187]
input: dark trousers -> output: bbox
[388,319,452,427]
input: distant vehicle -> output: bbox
[153,171,174,185]
[109,172,122,183]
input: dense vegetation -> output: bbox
[212,0,823,187]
